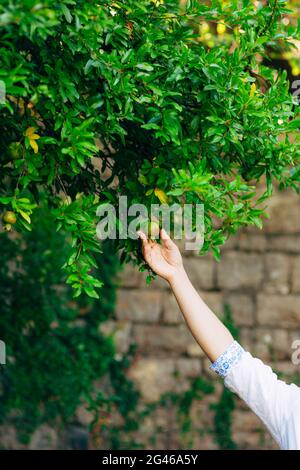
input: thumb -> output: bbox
[137,230,147,241]
[137,230,148,247]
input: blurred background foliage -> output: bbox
[0,207,123,443]
[191,0,300,84]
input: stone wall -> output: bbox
[1,187,300,449]
[110,187,300,449]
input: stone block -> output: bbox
[264,253,291,294]
[217,251,264,290]
[267,235,300,253]
[127,357,177,402]
[163,293,184,324]
[132,324,197,354]
[116,289,163,323]
[257,294,300,327]
[224,293,255,326]
[254,328,290,361]
[291,256,300,292]
[237,233,267,252]
[183,256,215,290]
[264,191,300,234]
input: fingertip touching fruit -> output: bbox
[139,218,160,239]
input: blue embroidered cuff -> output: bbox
[209,340,245,378]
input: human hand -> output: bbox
[137,229,184,283]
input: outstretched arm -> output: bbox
[138,229,300,450]
[137,229,233,362]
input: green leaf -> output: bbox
[84,286,100,299]
[137,63,154,72]
[19,210,31,224]
[61,4,73,23]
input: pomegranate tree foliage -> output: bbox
[1,0,300,297]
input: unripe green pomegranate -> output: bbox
[2,211,17,225]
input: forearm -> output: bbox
[168,267,233,362]
[170,267,300,449]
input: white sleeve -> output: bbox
[210,340,300,449]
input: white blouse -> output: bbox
[210,341,300,450]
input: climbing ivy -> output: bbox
[0,206,121,443]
